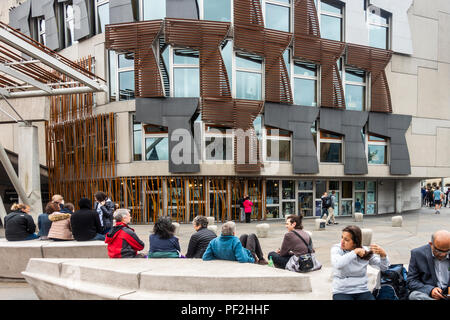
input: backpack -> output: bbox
[372,264,409,300]
[323,196,331,208]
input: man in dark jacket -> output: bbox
[93,191,115,234]
[105,209,145,258]
[5,204,38,241]
[407,230,449,300]
[185,215,217,258]
[70,198,104,241]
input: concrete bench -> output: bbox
[0,239,107,279]
[354,212,363,222]
[256,223,270,238]
[392,216,403,227]
[22,258,312,300]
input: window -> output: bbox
[202,0,231,22]
[144,124,169,161]
[265,127,291,162]
[38,17,46,46]
[133,116,142,161]
[293,60,318,107]
[172,48,199,97]
[113,53,135,101]
[367,3,390,49]
[221,40,233,89]
[315,0,344,41]
[367,180,377,214]
[368,134,388,165]
[264,0,291,32]
[204,125,233,162]
[96,0,110,34]
[64,2,76,47]
[234,52,263,100]
[340,61,367,111]
[319,130,342,163]
[341,180,352,216]
[141,0,166,20]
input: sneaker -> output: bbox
[334,222,339,225]
[258,258,269,265]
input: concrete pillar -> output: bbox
[18,124,42,222]
[395,180,402,214]
[0,194,6,226]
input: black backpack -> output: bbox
[323,196,331,208]
[372,264,409,300]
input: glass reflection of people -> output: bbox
[355,199,362,213]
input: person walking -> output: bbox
[433,186,443,214]
[331,225,389,300]
[326,191,338,225]
[243,196,253,223]
[320,192,329,220]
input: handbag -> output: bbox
[285,231,321,273]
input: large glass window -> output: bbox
[203,0,231,22]
[141,0,166,20]
[172,49,200,97]
[265,127,291,162]
[116,53,135,101]
[235,52,263,100]
[344,68,366,111]
[96,0,110,34]
[367,3,390,49]
[367,180,377,214]
[368,134,388,164]
[133,116,142,161]
[204,126,233,161]
[341,181,352,216]
[264,0,291,32]
[64,2,76,47]
[293,61,318,107]
[315,0,344,41]
[144,124,169,161]
[298,180,313,217]
[38,17,46,46]
[319,131,342,163]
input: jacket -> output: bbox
[4,211,36,241]
[243,200,253,213]
[70,207,103,241]
[48,212,73,240]
[149,234,180,254]
[280,230,313,257]
[37,213,52,238]
[105,222,144,258]
[94,199,115,231]
[331,243,390,295]
[202,235,255,263]
[407,244,450,296]
[186,227,217,258]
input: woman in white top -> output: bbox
[331,225,390,300]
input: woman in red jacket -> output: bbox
[243,196,253,223]
[105,209,145,258]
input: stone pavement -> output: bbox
[0,206,448,300]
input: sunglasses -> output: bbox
[433,246,449,255]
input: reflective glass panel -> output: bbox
[266,3,290,32]
[294,78,317,107]
[368,7,389,25]
[204,0,231,22]
[266,180,280,204]
[320,14,341,41]
[266,139,290,161]
[253,115,262,140]
[341,200,352,216]
[368,145,387,164]
[174,68,199,97]
[282,180,295,200]
[283,49,290,77]
[355,192,365,214]
[266,206,280,219]
[315,180,326,199]
[221,40,233,88]
[369,24,388,49]
[355,181,365,190]
[345,84,365,111]
[320,142,341,162]
[346,69,365,83]
[236,54,262,71]
[143,0,166,20]
[321,0,342,14]
[329,181,339,190]
[294,62,316,77]
[342,181,352,198]
[97,2,109,34]
[298,180,313,190]
[119,71,135,100]
[236,71,262,100]
[173,50,199,65]
[133,123,142,161]
[145,137,169,160]
[118,54,134,69]
[367,203,375,214]
[282,202,295,217]
[109,51,117,101]
[298,192,313,217]
[205,137,233,161]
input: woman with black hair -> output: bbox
[148,216,181,258]
[331,225,389,300]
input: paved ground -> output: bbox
[0,205,449,300]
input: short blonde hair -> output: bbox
[11,203,29,212]
[52,194,64,203]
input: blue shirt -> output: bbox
[149,234,180,253]
[434,190,442,201]
[202,235,255,263]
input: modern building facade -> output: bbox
[1,0,450,224]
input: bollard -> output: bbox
[172,222,180,236]
[207,225,218,235]
[256,223,270,238]
[354,212,363,222]
[361,228,372,246]
[315,219,327,231]
[207,216,215,226]
[392,216,403,227]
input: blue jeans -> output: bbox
[333,291,375,300]
[24,233,39,240]
[90,233,106,241]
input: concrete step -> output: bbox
[22,258,381,300]
[0,239,107,279]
